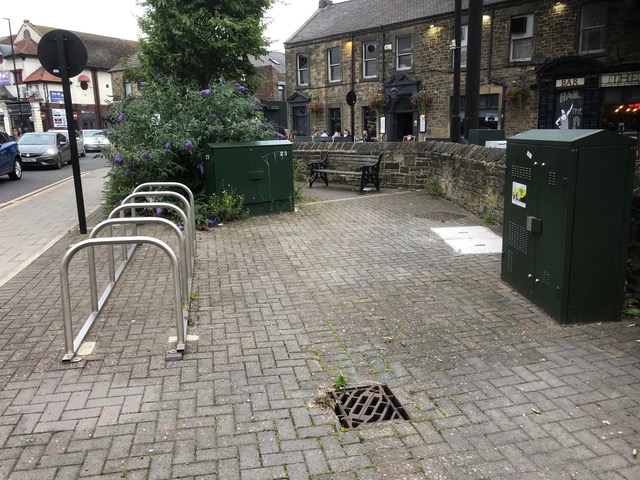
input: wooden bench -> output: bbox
[308,152,383,194]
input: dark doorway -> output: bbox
[391,97,414,141]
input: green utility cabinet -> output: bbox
[502,129,636,323]
[204,140,294,215]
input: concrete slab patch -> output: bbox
[77,341,96,356]
[431,226,502,254]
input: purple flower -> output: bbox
[114,155,123,165]
[197,162,205,178]
[155,207,163,216]
[259,124,268,131]
[184,141,193,150]
[234,83,248,93]
[178,224,184,231]
[164,140,173,149]
[117,112,126,123]
[141,151,150,160]
[275,132,287,140]
[208,218,217,227]
[200,88,212,96]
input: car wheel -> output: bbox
[55,154,63,169]
[8,158,22,180]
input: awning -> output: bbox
[78,75,90,82]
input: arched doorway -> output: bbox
[391,97,414,141]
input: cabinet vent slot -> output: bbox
[548,171,557,186]
[508,222,528,254]
[506,250,513,272]
[512,165,532,181]
[542,270,550,286]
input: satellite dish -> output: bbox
[531,52,547,65]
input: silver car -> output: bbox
[48,128,86,157]
[83,129,111,152]
[17,132,71,169]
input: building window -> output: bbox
[124,81,132,97]
[277,83,285,101]
[452,25,468,69]
[328,47,341,83]
[297,54,309,86]
[363,42,378,78]
[363,107,377,138]
[580,2,607,54]
[510,14,534,62]
[396,35,412,70]
[12,69,23,84]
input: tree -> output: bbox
[138,0,274,87]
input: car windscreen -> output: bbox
[18,134,55,145]
[84,130,106,138]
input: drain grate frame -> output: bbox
[415,211,468,222]
[330,384,410,429]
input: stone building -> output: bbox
[284,0,640,140]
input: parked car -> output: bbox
[48,128,86,157]
[17,132,71,169]
[82,129,111,152]
[0,130,22,180]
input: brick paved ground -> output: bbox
[0,185,638,479]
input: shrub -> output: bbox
[103,77,281,223]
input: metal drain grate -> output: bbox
[330,384,410,429]
[416,211,468,222]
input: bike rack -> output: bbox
[88,217,189,305]
[133,182,196,259]
[60,236,186,362]
[109,202,193,280]
[121,191,195,272]
[59,182,196,363]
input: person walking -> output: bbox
[12,127,21,141]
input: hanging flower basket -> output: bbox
[506,79,530,108]
[410,90,434,114]
[368,92,387,115]
[309,100,324,115]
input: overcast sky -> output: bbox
[0,0,342,52]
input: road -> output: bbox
[0,152,110,205]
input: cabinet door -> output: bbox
[502,143,538,299]
[531,147,571,319]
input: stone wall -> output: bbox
[293,141,507,219]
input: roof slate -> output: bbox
[250,51,286,75]
[31,25,138,70]
[23,66,62,83]
[286,0,506,45]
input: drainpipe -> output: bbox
[486,6,506,131]
[91,69,101,128]
[350,33,355,142]
[451,0,462,143]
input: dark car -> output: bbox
[17,132,71,169]
[0,130,22,180]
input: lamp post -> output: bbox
[450,0,462,143]
[3,18,23,131]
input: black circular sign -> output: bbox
[38,30,88,79]
[346,90,357,106]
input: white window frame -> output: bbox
[363,41,378,78]
[297,54,309,86]
[328,47,341,83]
[396,35,412,71]
[580,2,607,54]
[510,14,535,62]
[453,25,468,69]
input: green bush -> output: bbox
[103,77,284,223]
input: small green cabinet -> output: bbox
[204,140,294,215]
[502,129,636,323]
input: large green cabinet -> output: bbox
[204,140,294,215]
[502,129,636,323]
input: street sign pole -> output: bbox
[38,30,88,234]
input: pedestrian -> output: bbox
[343,129,351,137]
[361,129,371,142]
[320,130,329,137]
[12,127,21,141]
